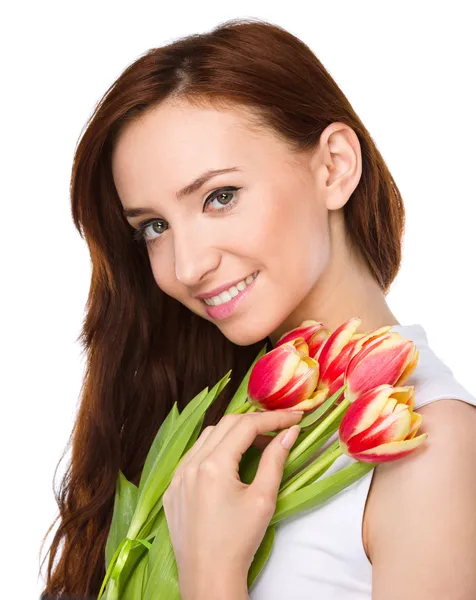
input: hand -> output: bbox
[163,409,304,600]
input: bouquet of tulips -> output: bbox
[98,317,427,599]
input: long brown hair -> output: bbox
[39,17,405,598]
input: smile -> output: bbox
[202,271,259,320]
[203,271,259,306]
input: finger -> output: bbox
[251,424,302,500]
[180,413,250,468]
[208,410,304,468]
[180,411,273,467]
[174,412,259,474]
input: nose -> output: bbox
[173,225,221,288]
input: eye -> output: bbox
[204,186,241,211]
[132,218,167,243]
[132,186,242,244]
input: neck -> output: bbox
[269,211,400,345]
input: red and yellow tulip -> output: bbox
[339,384,427,462]
[312,317,366,403]
[247,338,326,411]
[344,329,419,403]
[248,316,420,416]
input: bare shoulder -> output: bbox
[362,399,476,599]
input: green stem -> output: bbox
[284,398,350,469]
[278,442,342,500]
[97,538,128,599]
[270,461,375,526]
[233,402,253,414]
[111,538,133,580]
[282,419,342,481]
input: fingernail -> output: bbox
[281,425,301,449]
[291,410,304,414]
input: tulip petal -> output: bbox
[293,338,310,357]
[309,328,331,360]
[379,397,398,418]
[285,387,329,412]
[260,355,319,407]
[346,407,412,453]
[348,331,397,369]
[248,341,302,401]
[321,338,361,387]
[300,319,323,328]
[346,326,394,364]
[345,335,417,403]
[394,349,419,387]
[407,412,423,439]
[275,321,322,345]
[276,321,327,358]
[387,387,415,415]
[262,366,320,410]
[317,317,362,381]
[327,372,346,401]
[339,385,393,444]
[348,433,428,462]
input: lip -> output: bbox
[195,271,257,300]
[203,272,259,320]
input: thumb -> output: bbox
[251,424,301,500]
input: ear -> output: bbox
[311,122,362,211]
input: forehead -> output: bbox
[111,99,293,200]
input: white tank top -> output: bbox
[249,324,476,600]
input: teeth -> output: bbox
[203,271,258,306]
[218,290,232,304]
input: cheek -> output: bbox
[245,187,329,285]
[147,243,181,299]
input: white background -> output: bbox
[1,2,475,598]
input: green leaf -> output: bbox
[128,371,231,539]
[247,525,275,589]
[225,344,267,414]
[143,510,180,600]
[105,472,139,570]
[102,577,120,600]
[298,384,346,429]
[270,461,375,525]
[139,402,180,493]
[181,413,206,456]
[137,410,206,539]
[238,445,263,485]
[116,542,149,599]
[98,538,129,599]
[121,546,149,599]
[135,498,164,544]
[128,387,209,539]
[176,370,230,427]
[136,413,207,539]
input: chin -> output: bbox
[217,319,274,348]
[222,331,266,347]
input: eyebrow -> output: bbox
[123,166,243,218]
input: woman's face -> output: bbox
[112,99,359,346]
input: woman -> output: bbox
[40,18,476,599]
